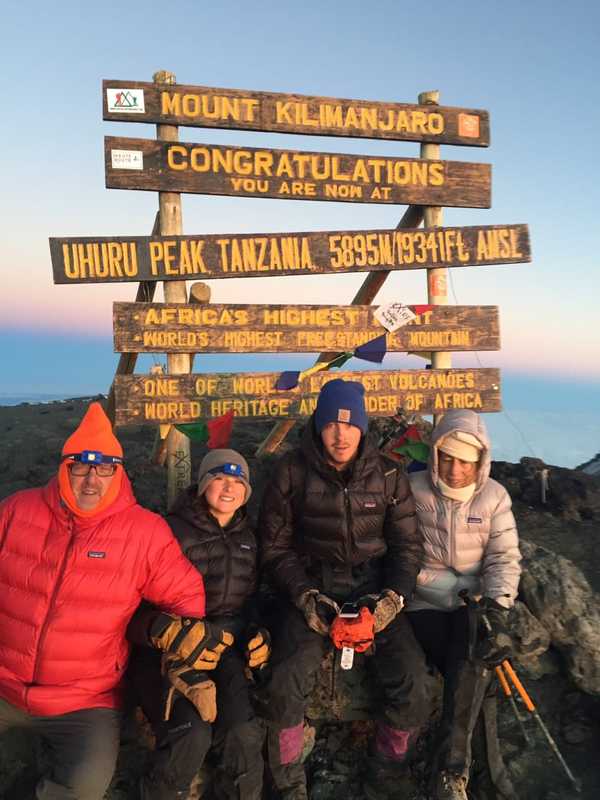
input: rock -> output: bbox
[510,599,552,677]
[519,540,600,694]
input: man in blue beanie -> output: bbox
[258,379,430,799]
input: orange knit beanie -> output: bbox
[58,402,124,517]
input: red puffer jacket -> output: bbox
[0,475,205,716]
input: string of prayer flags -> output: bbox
[175,410,235,448]
[275,333,387,392]
[354,333,387,363]
[207,409,234,448]
[175,421,208,443]
[275,352,355,391]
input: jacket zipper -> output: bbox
[30,515,75,691]
[220,526,232,611]
[450,502,457,569]
[343,486,353,561]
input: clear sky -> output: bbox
[1,0,599,462]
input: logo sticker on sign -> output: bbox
[458,113,480,138]
[111,150,144,170]
[106,88,145,114]
[374,302,416,333]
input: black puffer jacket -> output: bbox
[167,485,257,619]
[259,422,422,602]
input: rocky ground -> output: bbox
[0,398,599,799]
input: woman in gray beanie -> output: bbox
[136,449,268,800]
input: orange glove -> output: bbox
[330,607,375,653]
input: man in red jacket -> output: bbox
[0,403,232,800]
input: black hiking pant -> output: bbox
[133,648,265,800]
[408,607,490,779]
[259,604,431,798]
[0,697,121,800]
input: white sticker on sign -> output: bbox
[106,88,145,114]
[111,150,144,170]
[374,302,416,333]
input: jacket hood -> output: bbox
[428,410,491,492]
[42,472,137,525]
[170,483,248,532]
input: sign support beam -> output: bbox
[420,90,451,424]
[154,70,192,509]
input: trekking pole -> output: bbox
[495,663,531,745]
[500,660,581,793]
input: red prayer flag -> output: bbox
[207,410,235,449]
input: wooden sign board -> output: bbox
[113,368,501,427]
[50,224,530,284]
[103,80,490,147]
[104,137,491,208]
[113,303,500,354]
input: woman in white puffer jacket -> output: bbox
[407,409,521,800]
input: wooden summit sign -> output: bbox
[113,302,499,354]
[104,137,491,208]
[113,368,501,426]
[103,80,490,147]
[50,224,530,284]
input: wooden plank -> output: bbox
[113,302,500,354]
[50,224,530,284]
[104,136,492,209]
[103,80,490,146]
[113,368,501,426]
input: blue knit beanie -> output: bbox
[314,379,368,435]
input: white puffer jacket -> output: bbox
[408,410,521,612]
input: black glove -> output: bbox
[149,613,233,670]
[295,590,340,635]
[476,598,513,666]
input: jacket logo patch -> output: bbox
[88,551,106,558]
[240,544,251,550]
[364,502,377,508]
[467,517,482,524]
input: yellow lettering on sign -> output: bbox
[434,392,483,410]
[194,377,218,395]
[406,330,471,348]
[143,400,202,421]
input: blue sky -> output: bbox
[1,0,599,464]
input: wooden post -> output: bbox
[154,70,192,509]
[152,281,212,468]
[255,203,424,456]
[420,90,450,423]
[105,213,159,425]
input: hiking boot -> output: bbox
[435,770,468,800]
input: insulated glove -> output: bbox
[150,613,234,670]
[163,658,217,723]
[330,607,375,653]
[245,627,271,670]
[357,590,404,633]
[476,598,513,667]
[296,590,340,636]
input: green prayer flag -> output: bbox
[175,421,209,443]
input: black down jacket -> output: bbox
[259,422,422,603]
[167,485,257,619]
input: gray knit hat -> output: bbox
[197,449,252,502]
